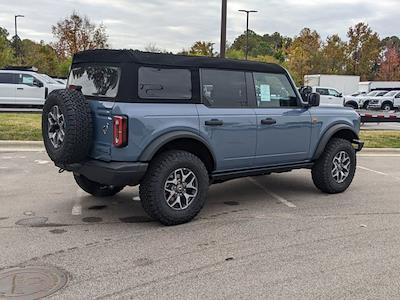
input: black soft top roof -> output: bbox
[72,49,286,74]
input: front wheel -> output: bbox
[139,150,209,226]
[74,174,124,197]
[312,138,356,194]
[382,102,393,111]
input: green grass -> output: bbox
[0,113,42,141]
[360,130,400,148]
[0,113,400,148]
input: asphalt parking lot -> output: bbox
[1,150,400,299]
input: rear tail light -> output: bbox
[113,116,128,148]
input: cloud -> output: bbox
[0,0,398,52]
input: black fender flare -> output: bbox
[312,124,359,160]
[139,131,217,166]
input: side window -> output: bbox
[200,69,247,108]
[17,74,37,86]
[316,88,329,96]
[396,93,400,98]
[138,67,192,100]
[253,72,298,108]
[328,89,340,97]
[0,73,15,84]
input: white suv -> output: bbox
[0,69,65,107]
[312,86,344,107]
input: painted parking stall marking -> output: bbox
[358,166,400,181]
[248,178,296,208]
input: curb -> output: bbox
[0,141,44,152]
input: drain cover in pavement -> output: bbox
[0,266,67,299]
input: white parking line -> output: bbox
[248,178,296,208]
[358,166,387,176]
[71,189,84,216]
[359,154,400,157]
[358,166,400,181]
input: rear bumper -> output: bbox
[57,160,148,187]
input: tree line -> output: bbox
[1,12,399,85]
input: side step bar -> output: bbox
[211,162,314,184]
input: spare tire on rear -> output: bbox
[42,89,93,164]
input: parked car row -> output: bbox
[344,90,400,111]
[0,68,65,107]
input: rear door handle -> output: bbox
[261,118,277,125]
[17,88,24,90]
[205,119,224,126]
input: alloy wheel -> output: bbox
[331,151,351,184]
[164,168,198,210]
[48,105,65,149]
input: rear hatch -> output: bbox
[67,63,121,161]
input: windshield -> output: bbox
[39,74,59,84]
[68,65,121,98]
[366,91,378,96]
[384,91,398,97]
[377,91,388,96]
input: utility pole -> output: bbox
[238,10,257,60]
[14,15,24,38]
[220,0,227,58]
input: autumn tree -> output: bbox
[377,47,400,81]
[321,34,347,74]
[189,41,215,57]
[287,28,322,85]
[381,36,400,52]
[346,23,381,80]
[52,11,109,57]
[0,27,14,68]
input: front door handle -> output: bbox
[17,88,24,90]
[261,118,277,125]
[205,119,224,126]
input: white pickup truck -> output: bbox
[368,90,400,111]
[0,69,65,107]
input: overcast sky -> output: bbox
[0,0,399,52]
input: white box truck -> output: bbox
[359,81,400,93]
[304,74,360,95]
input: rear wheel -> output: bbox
[139,150,209,226]
[74,173,124,197]
[312,138,356,194]
[345,102,358,109]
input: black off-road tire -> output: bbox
[42,89,93,164]
[312,138,356,194]
[139,150,209,226]
[74,174,124,197]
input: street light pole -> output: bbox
[220,0,227,58]
[14,15,24,38]
[238,10,257,60]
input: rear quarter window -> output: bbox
[138,67,192,100]
[68,65,121,98]
[0,73,15,84]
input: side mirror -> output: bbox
[308,93,320,107]
[338,93,343,97]
[33,80,44,88]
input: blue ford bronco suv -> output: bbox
[42,50,364,225]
